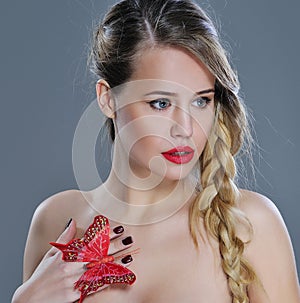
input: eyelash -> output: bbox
[147,97,212,111]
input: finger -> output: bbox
[57,218,77,243]
[115,254,134,267]
[108,235,133,255]
[109,225,124,240]
[46,218,77,257]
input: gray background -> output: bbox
[1,0,299,301]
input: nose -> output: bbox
[170,106,193,138]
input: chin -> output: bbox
[154,164,195,182]
[129,154,198,183]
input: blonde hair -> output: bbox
[90,0,261,301]
[189,104,258,302]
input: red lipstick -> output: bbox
[161,146,194,164]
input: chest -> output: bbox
[131,232,230,302]
[83,215,232,303]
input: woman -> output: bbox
[12,0,300,302]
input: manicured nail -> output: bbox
[65,218,72,230]
[121,255,133,264]
[113,225,124,234]
[122,236,133,246]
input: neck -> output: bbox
[96,169,197,225]
[91,141,198,224]
[104,169,186,205]
[105,138,197,205]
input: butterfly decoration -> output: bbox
[50,215,137,303]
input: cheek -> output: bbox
[116,113,171,151]
[192,129,209,158]
[129,136,169,176]
[194,116,214,139]
[130,136,160,157]
[191,112,215,153]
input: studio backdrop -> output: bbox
[0,0,299,301]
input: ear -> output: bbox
[96,79,115,119]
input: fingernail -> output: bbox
[122,236,133,246]
[121,255,133,264]
[113,225,124,234]
[65,218,72,230]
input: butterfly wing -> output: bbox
[81,215,110,260]
[75,262,137,303]
[50,215,110,262]
[50,214,137,303]
[50,238,86,262]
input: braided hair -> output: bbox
[90,1,260,301]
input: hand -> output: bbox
[12,219,134,303]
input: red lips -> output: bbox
[161,146,194,164]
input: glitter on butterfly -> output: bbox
[50,215,137,303]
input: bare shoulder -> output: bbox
[236,189,300,302]
[23,189,89,281]
[237,189,284,230]
[236,189,292,259]
[33,189,88,231]
[29,188,92,246]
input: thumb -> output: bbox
[55,218,77,244]
[46,218,77,257]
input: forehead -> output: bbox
[129,46,215,92]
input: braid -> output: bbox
[189,105,257,303]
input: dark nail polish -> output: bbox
[121,255,133,264]
[65,218,72,230]
[122,236,133,246]
[113,225,124,234]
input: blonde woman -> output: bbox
[12,0,300,302]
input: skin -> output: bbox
[12,47,300,303]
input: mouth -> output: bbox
[161,146,194,164]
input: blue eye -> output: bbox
[148,98,171,111]
[192,97,211,108]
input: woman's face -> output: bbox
[112,46,216,182]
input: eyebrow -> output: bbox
[144,88,215,97]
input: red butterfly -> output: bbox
[50,215,137,303]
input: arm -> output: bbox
[12,218,84,303]
[23,190,77,281]
[12,190,135,303]
[239,190,300,303]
